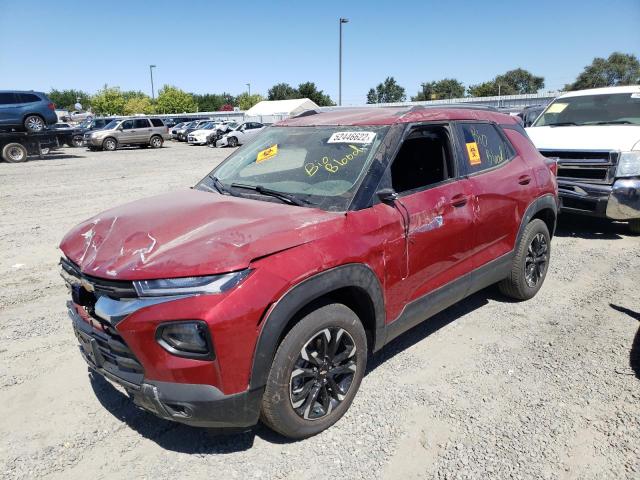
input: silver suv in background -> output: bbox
[83,117,169,151]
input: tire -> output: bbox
[629,219,640,235]
[499,218,550,300]
[23,115,45,132]
[150,135,163,148]
[261,302,367,439]
[72,135,84,148]
[227,136,238,148]
[2,143,28,163]
[102,137,117,151]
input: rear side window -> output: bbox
[456,123,515,174]
[0,93,18,104]
[16,93,40,103]
[134,119,150,128]
[150,118,164,127]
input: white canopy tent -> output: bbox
[245,98,319,117]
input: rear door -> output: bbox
[455,121,533,268]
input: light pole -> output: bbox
[497,83,501,109]
[149,65,157,101]
[246,83,251,97]
[338,17,349,106]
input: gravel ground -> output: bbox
[0,142,638,480]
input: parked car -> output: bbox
[216,122,265,147]
[60,106,557,438]
[83,117,169,151]
[0,90,58,132]
[51,123,83,147]
[206,121,238,147]
[517,105,546,127]
[187,121,218,145]
[526,85,640,233]
[174,120,205,141]
[66,110,93,123]
[180,119,213,141]
[74,117,122,147]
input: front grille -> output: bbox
[60,257,137,299]
[72,307,144,388]
[539,150,618,184]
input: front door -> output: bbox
[117,119,136,144]
[384,124,475,313]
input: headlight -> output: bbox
[156,321,214,359]
[616,151,640,177]
[133,270,250,297]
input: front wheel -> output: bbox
[102,137,117,151]
[261,302,367,439]
[227,136,238,148]
[2,143,28,163]
[499,218,550,300]
[72,135,84,148]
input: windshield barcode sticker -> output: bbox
[327,131,376,144]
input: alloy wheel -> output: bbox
[525,233,548,287]
[7,146,25,161]
[289,327,357,420]
[25,116,44,132]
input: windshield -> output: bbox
[533,92,640,126]
[102,119,120,130]
[79,118,92,129]
[199,122,214,129]
[196,125,389,211]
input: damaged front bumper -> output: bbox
[558,178,640,220]
[68,302,263,428]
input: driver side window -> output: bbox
[121,120,135,130]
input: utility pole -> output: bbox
[246,83,251,97]
[497,83,501,109]
[339,18,349,106]
[149,65,157,101]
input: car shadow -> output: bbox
[609,303,640,379]
[554,213,629,240]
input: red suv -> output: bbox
[60,106,558,439]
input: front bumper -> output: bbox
[68,302,263,428]
[187,136,207,144]
[83,136,103,147]
[558,178,640,220]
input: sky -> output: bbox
[1,0,639,105]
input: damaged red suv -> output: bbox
[60,106,558,439]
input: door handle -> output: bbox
[450,193,469,207]
[518,175,532,185]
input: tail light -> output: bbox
[48,102,56,110]
[544,157,558,176]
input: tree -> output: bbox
[192,93,237,112]
[366,77,406,104]
[468,68,544,97]
[155,85,197,114]
[91,85,126,115]
[237,92,264,110]
[48,89,92,111]
[297,82,334,106]
[267,83,299,100]
[219,104,234,111]
[411,78,465,101]
[565,52,640,90]
[123,96,154,115]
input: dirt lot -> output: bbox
[1,142,638,479]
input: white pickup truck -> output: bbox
[526,86,640,233]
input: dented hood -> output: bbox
[60,189,344,280]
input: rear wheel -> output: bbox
[102,137,117,151]
[2,143,28,163]
[24,115,45,132]
[150,135,163,148]
[261,302,367,439]
[629,219,640,235]
[499,219,550,300]
[72,135,84,148]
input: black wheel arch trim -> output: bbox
[516,194,557,245]
[249,263,385,390]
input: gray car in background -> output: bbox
[83,117,169,151]
[0,90,59,132]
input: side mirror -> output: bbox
[117,126,123,131]
[377,188,398,204]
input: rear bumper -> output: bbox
[558,178,640,220]
[68,302,262,428]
